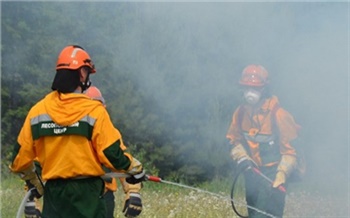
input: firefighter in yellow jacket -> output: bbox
[86,86,142,218]
[227,65,300,218]
[10,45,145,218]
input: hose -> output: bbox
[230,167,248,218]
[230,166,286,218]
[16,188,34,218]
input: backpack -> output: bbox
[237,103,306,182]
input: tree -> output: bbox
[1,2,240,182]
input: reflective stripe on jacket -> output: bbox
[11,91,131,180]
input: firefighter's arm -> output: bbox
[120,177,142,217]
[230,143,256,171]
[273,155,297,188]
[226,107,245,146]
[94,111,145,184]
[10,163,44,198]
[10,119,44,199]
[273,109,299,188]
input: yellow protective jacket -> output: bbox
[226,95,299,167]
[11,91,132,180]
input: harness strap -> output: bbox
[237,103,281,160]
[237,103,281,136]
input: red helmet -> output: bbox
[85,86,105,105]
[56,45,96,73]
[239,65,269,87]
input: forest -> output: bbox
[1,2,348,190]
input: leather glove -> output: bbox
[122,192,142,217]
[273,155,297,189]
[18,164,44,198]
[272,171,286,188]
[237,156,255,172]
[231,144,256,171]
[277,155,297,176]
[26,181,43,199]
[125,157,146,184]
[126,171,146,185]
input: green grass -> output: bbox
[1,174,348,218]
[1,175,26,218]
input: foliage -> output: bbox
[1,2,239,182]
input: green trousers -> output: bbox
[244,166,287,218]
[103,190,115,218]
[42,177,106,218]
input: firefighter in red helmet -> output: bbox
[227,65,301,217]
[10,45,145,218]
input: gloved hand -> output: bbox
[18,164,44,198]
[125,157,146,184]
[272,171,286,188]
[231,144,256,171]
[272,155,297,189]
[237,156,255,172]
[126,171,146,185]
[24,199,42,218]
[26,180,43,199]
[122,192,142,217]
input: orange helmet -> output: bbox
[56,45,96,73]
[239,65,269,87]
[85,86,105,105]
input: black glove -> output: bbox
[122,192,142,217]
[237,156,255,172]
[126,169,146,184]
[24,199,42,218]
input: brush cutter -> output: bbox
[102,172,161,182]
[107,172,278,218]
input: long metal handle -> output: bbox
[102,172,163,183]
[251,167,286,193]
[101,172,131,179]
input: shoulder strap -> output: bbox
[237,103,281,132]
[236,105,252,155]
[236,105,244,132]
[270,103,281,135]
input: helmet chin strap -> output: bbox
[80,73,91,93]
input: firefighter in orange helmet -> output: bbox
[227,65,300,217]
[85,86,142,218]
[9,45,145,218]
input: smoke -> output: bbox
[2,1,348,207]
[101,1,348,193]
